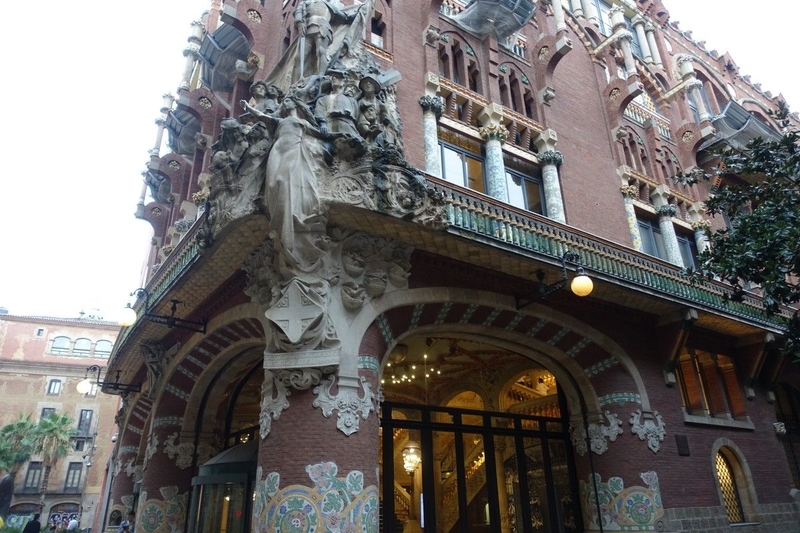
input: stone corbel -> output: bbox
[570,411,624,456]
[424,72,440,97]
[656,308,697,382]
[630,409,666,453]
[736,332,775,391]
[313,374,375,436]
[476,102,504,130]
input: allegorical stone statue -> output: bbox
[294,0,356,78]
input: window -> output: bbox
[439,132,485,193]
[64,462,83,493]
[370,12,385,48]
[637,218,698,267]
[47,379,62,396]
[41,408,56,421]
[36,328,45,337]
[73,338,92,356]
[24,462,43,490]
[94,340,113,358]
[505,159,546,215]
[77,409,94,436]
[51,337,71,355]
[715,450,745,523]
[677,349,747,419]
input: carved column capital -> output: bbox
[691,219,711,232]
[419,95,444,119]
[656,204,677,218]
[620,184,638,198]
[616,29,634,43]
[478,123,509,143]
[538,150,564,167]
[183,43,201,59]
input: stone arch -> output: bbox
[352,287,651,417]
[711,438,759,521]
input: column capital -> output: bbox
[183,43,201,58]
[620,184,638,198]
[538,150,564,167]
[631,14,647,27]
[479,123,509,142]
[656,204,677,218]
[616,29,634,43]
[691,219,711,232]
[419,95,444,119]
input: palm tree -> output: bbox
[0,414,37,477]
[30,413,76,509]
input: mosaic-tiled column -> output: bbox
[419,95,444,179]
[254,364,380,533]
[479,123,509,202]
[136,419,194,533]
[645,23,663,67]
[108,426,142,522]
[656,204,684,267]
[539,150,566,223]
[691,219,711,254]
[632,16,652,63]
[620,184,643,251]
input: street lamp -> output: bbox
[120,288,207,333]
[515,251,594,309]
[77,365,140,394]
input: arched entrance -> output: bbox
[379,336,583,533]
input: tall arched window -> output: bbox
[715,449,745,523]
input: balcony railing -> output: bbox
[428,177,789,329]
[624,100,673,140]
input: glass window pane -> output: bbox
[506,172,526,209]
[521,438,547,531]
[442,145,466,186]
[524,179,544,214]
[547,440,579,531]
[465,156,485,193]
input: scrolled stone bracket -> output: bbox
[630,409,666,453]
[313,374,375,436]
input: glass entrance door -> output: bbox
[380,402,581,533]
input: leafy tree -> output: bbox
[29,413,76,508]
[679,102,800,358]
[0,415,37,477]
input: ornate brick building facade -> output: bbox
[106,1,800,532]
[0,314,120,532]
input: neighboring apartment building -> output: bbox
[104,1,800,533]
[0,314,120,532]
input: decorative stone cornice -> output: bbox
[538,150,564,167]
[478,123,509,142]
[656,204,677,217]
[620,185,638,198]
[691,219,711,232]
[419,95,444,120]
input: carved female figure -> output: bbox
[241,96,326,268]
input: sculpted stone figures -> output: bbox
[241,96,327,272]
[294,0,355,78]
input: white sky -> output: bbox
[0,0,796,320]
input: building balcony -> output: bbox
[624,100,672,140]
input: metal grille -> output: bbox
[715,452,744,523]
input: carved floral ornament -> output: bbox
[691,219,711,232]
[570,411,624,456]
[313,374,376,436]
[620,184,638,198]
[419,95,445,119]
[478,123,509,143]
[630,409,666,453]
[656,204,677,217]
[538,150,564,167]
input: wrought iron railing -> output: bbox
[428,177,789,329]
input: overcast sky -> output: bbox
[0,0,795,320]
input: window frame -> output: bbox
[94,340,113,358]
[47,379,62,396]
[64,462,83,493]
[73,338,92,357]
[438,136,486,193]
[40,407,56,421]
[77,409,94,436]
[504,160,547,216]
[51,336,71,355]
[24,462,43,490]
